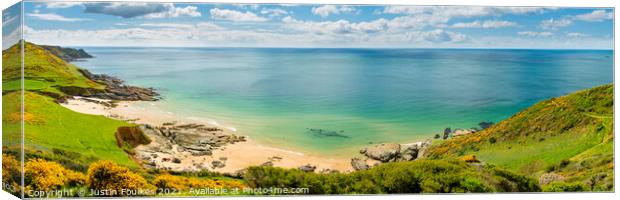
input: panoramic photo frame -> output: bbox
[1,0,616,199]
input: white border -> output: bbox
[1,0,618,200]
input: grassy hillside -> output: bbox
[426,84,613,191]
[2,42,138,169]
[2,91,138,168]
[2,42,103,95]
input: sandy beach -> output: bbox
[61,97,353,173]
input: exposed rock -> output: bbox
[298,164,317,172]
[363,143,401,162]
[351,158,369,171]
[78,68,159,101]
[353,140,432,169]
[172,158,181,164]
[133,122,247,172]
[415,140,432,159]
[539,173,565,185]
[319,168,338,174]
[399,144,420,161]
[478,121,495,130]
[443,128,452,139]
[261,161,274,167]
[211,160,225,169]
[453,129,477,137]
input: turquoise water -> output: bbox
[76,48,613,157]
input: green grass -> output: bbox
[426,84,613,191]
[2,91,138,168]
[2,42,104,96]
[3,42,138,169]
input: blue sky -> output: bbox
[3,2,614,49]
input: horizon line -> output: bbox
[64,45,614,51]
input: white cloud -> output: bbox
[451,20,517,28]
[234,4,260,10]
[139,23,194,29]
[27,13,90,22]
[408,29,467,43]
[209,8,267,22]
[383,6,545,18]
[539,18,572,30]
[281,16,466,43]
[518,31,553,37]
[566,32,588,37]
[573,10,613,22]
[282,16,389,34]
[139,22,223,30]
[260,8,288,17]
[83,3,200,18]
[311,5,356,17]
[46,2,83,9]
[144,5,201,18]
[537,10,612,31]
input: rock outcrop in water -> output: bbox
[351,140,431,171]
[133,122,246,171]
[306,128,349,138]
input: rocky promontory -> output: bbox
[41,45,94,62]
[70,68,159,101]
[132,122,246,171]
[351,140,432,170]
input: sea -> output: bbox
[75,47,613,157]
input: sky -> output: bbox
[2,2,615,49]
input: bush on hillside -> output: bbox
[542,182,588,192]
[244,160,540,194]
[86,160,150,195]
[153,174,246,193]
[2,153,22,194]
[24,158,86,192]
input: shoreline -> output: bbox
[60,96,354,173]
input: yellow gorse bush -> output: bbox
[24,158,86,192]
[153,174,246,192]
[2,154,22,194]
[86,160,150,194]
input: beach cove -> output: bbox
[62,47,613,172]
[61,97,354,173]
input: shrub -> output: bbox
[244,160,540,194]
[24,158,86,192]
[86,160,149,195]
[460,155,480,163]
[153,174,246,193]
[542,182,587,192]
[2,153,21,194]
